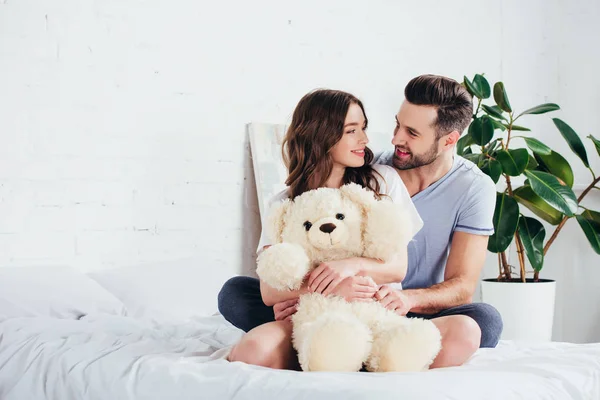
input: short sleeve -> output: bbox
[256,189,290,255]
[455,174,496,236]
[372,164,423,240]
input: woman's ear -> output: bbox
[267,199,292,243]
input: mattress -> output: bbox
[0,314,598,400]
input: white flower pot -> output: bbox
[480,278,557,342]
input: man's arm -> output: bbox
[402,232,488,314]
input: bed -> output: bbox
[0,265,599,400]
[1,313,599,400]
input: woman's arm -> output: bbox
[259,279,309,306]
[308,249,407,296]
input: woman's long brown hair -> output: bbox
[282,89,383,199]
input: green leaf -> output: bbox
[588,134,600,157]
[504,124,531,131]
[534,150,574,187]
[473,74,491,99]
[484,138,501,154]
[456,131,474,156]
[575,214,600,255]
[516,103,560,119]
[553,118,590,168]
[582,209,600,225]
[496,149,528,176]
[482,105,507,121]
[481,159,502,183]
[488,192,520,253]
[493,82,512,113]
[523,170,578,216]
[490,118,507,131]
[513,186,564,225]
[518,216,546,271]
[527,153,539,170]
[521,137,552,155]
[463,153,482,165]
[469,116,495,146]
[464,76,482,99]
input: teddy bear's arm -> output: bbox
[363,201,412,262]
[256,243,312,291]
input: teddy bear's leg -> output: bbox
[365,317,442,372]
[293,312,372,372]
[292,294,372,372]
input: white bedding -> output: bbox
[1,314,599,400]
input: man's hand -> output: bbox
[326,276,378,302]
[375,284,413,316]
[273,298,299,321]
[307,259,360,294]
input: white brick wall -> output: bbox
[1,0,599,341]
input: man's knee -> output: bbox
[218,276,255,326]
[217,277,239,319]
[466,303,503,348]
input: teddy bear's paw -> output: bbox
[297,314,372,372]
[366,318,442,372]
[256,243,311,291]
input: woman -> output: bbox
[218,89,423,370]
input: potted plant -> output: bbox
[458,74,600,341]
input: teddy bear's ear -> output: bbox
[339,183,377,211]
[266,199,292,243]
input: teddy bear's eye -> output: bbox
[303,221,312,231]
[335,213,345,221]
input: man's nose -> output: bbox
[392,129,405,145]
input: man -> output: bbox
[370,74,502,367]
[218,74,502,369]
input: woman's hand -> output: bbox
[307,258,361,294]
[273,298,299,321]
[325,276,378,302]
[374,284,413,316]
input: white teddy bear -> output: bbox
[256,183,442,372]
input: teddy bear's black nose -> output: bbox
[319,223,336,233]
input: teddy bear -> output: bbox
[256,183,442,373]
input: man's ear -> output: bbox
[267,199,291,243]
[445,130,461,148]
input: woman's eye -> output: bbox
[303,221,312,231]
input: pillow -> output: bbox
[88,257,231,323]
[0,265,127,320]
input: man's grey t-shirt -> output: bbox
[374,151,497,290]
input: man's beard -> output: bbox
[393,141,439,170]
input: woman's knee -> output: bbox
[228,321,295,369]
[450,315,481,353]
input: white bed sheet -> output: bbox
[0,314,599,400]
